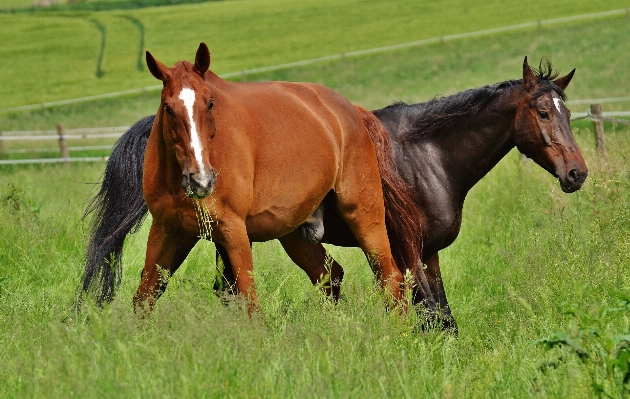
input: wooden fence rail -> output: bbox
[0,125,127,164]
[1,104,629,165]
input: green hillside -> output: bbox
[1,0,629,108]
[1,14,628,134]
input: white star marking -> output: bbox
[553,98,563,114]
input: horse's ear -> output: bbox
[522,56,537,90]
[146,51,171,82]
[553,68,576,91]
[193,42,211,77]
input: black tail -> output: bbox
[80,115,155,306]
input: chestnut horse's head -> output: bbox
[146,43,217,198]
[514,57,587,193]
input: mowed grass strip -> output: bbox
[1,0,629,107]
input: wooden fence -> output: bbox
[572,105,630,157]
[0,104,628,165]
[0,125,127,165]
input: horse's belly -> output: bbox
[245,198,325,242]
[245,159,337,241]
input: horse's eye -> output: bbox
[165,105,175,117]
[538,111,549,120]
[208,100,214,111]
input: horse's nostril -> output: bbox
[568,169,578,182]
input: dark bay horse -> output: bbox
[288,57,588,330]
[81,43,425,312]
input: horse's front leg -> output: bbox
[217,219,258,314]
[139,236,200,284]
[133,223,187,312]
[424,252,458,334]
[169,236,200,276]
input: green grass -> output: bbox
[1,0,629,108]
[0,0,35,10]
[1,1,630,397]
[0,0,215,12]
[1,13,629,134]
[0,124,628,398]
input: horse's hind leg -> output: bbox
[334,192,404,305]
[134,223,191,312]
[279,232,344,301]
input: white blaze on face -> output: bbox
[178,87,206,178]
[553,97,564,114]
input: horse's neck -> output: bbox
[384,92,520,255]
[403,93,519,199]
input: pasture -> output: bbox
[1,0,630,397]
[1,0,630,108]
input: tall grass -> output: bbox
[0,123,628,397]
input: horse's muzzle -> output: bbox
[182,169,217,198]
[559,167,588,193]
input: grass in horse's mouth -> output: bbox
[191,197,214,241]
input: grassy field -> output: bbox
[1,124,629,398]
[0,0,629,108]
[1,0,630,397]
[1,13,629,135]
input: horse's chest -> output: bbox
[146,192,201,234]
[424,206,463,256]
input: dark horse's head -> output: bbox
[146,43,217,198]
[514,57,587,193]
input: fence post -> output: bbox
[57,122,69,164]
[590,103,606,157]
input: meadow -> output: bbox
[1,0,629,108]
[1,0,630,397]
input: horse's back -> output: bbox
[211,76,364,141]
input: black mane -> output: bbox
[395,59,567,143]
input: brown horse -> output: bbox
[81,43,426,313]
